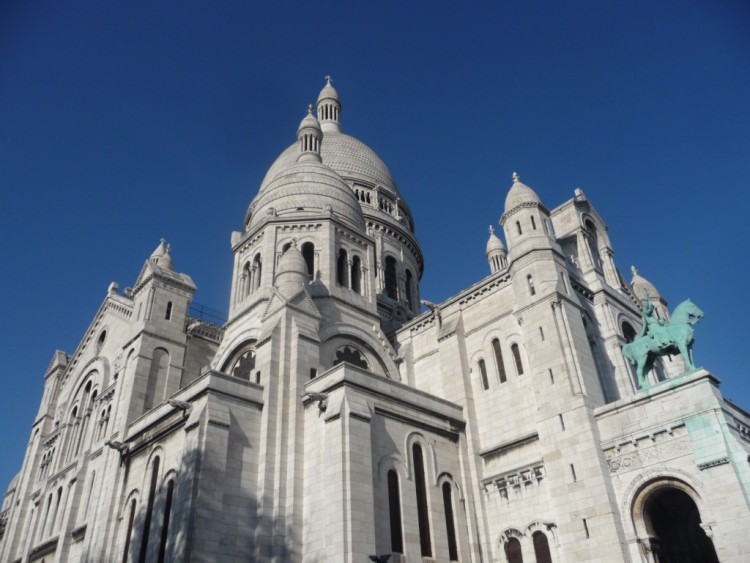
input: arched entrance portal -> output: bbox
[643,487,718,563]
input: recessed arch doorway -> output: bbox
[635,483,719,563]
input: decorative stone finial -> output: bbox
[324,75,332,85]
[512,171,520,183]
[631,265,638,276]
[307,104,313,115]
[489,225,495,235]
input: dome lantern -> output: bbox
[316,75,342,133]
[297,105,322,163]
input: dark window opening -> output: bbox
[157,479,174,563]
[165,301,172,321]
[505,537,524,563]
[478,359,489,390]
[337,249,348,286]
[533,531,553,563]
[413,444,432,557]
[443,482,458,561]
[492,339,507,383]
[387,470,403,554]
[139,456,160,563]
[302,242,315,281]
[385,256,398,299]
[351,256,362,294]
[511,343,524,375]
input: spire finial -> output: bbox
[307,104,313,115]
[324,75,332,85]
[631,265,638,276]
[512,171,520,183]
[489,225,495,235]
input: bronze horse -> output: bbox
[622,299,704,389]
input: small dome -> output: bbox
[247,161,365,231]
[504,172,541,214]
[277,244,308,277]
[317,75,340,104]
[298,106,321,133]
[275,243,308,298]
[149,239,174,270]
[630,266,661,300]
[486,226,506,255]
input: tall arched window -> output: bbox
[511,343,524,375]
[387,470,403,554]
[337,249,348,286]
[253,253,262,290]
[351,255,362,294]
[531,215,537,230]
[413,444,432,557]
[505,537,524,563]
[139,456,160,563]
[301,242,315,280]
[516,221,522,236]
[492,339,507,383]
[144,348,170,413]
[122,498,137,563]
[242,262,251,297]
[385,256,398,299]
[478,359,489,390]
[442,482,458,561]
[533,531,553,563]
[157,479,175,563]
[405,269,414,310]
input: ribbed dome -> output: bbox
[246,161,365,231]
[259,131,401,199]
[630,266,661,299]
[486,226,506,255]
[277,244,307,276]
[317,78,339,104]
[504,173,541,214]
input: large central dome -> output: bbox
[258,131,400,198]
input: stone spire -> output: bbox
[316,75,341,133]
[297,105,323,163]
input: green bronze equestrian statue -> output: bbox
[622,295,704,389]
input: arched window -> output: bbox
[165,301,172,321]
[157,479,175,563]
[351,255,362,294]
[413,444,432,557]
[122,498,137,563]
[584,219,602,271]
[301,242,315,280]
[492,339,507,383]
[405,269,414,310]
[478,359,489,390]
[48,486,62,535]
[387,470,403,554]
[511,343,524,375]
[139,456,160,563]
[527,275,536,296]
[337,249,348,286]
[253,253,262,290]
[516,221,522,236]
[533,531,553,563]
[505,537,523,563]
[385,256,398,299]
[242,262,251,297]
[442,482,458,561]
[622,321,637,343]
[144,348,170,412]
[531,215,537,230]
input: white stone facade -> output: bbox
[1,79,749,563]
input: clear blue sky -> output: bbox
[2,1,749,489]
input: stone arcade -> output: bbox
[2,79,749,562]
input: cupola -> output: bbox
[297,105,322,163]
[316,75,341,133]
[275,241,309,299]
[486,226,507,273]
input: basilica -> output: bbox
[2,79,749,563]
